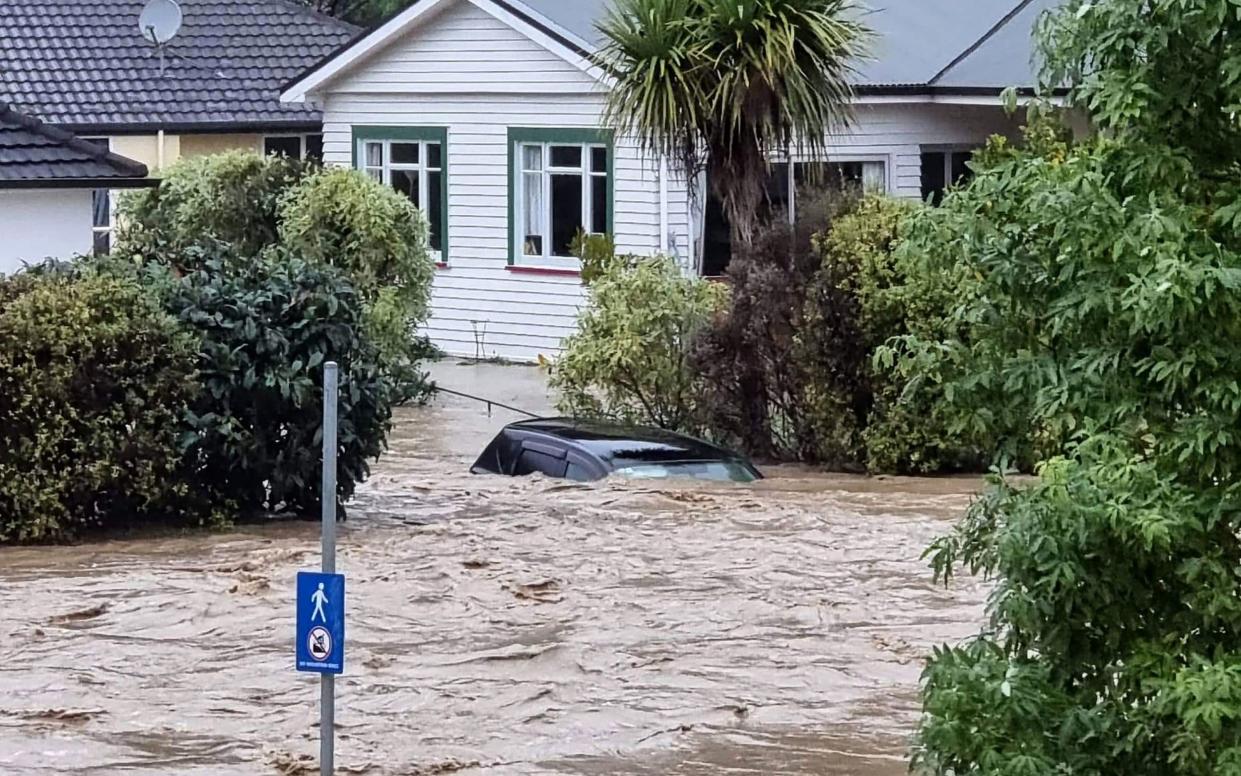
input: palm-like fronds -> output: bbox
[596,0,871,245]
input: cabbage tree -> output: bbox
[595,0,870,246]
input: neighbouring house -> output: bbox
[0,0,357,255]
[286,0,1054,362]
[0,104,155,274]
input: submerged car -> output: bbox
[471,418,763,483]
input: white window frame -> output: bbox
[81,136,116,255]
[779,155,890,224]
[356,137,444,262]
[514,140,609,269]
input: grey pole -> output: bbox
[320,361,338,776]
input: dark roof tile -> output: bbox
[0,102,151,183]
[0,0,358,131]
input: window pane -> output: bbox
[305,134,323,161]
[365,142,383,167]
[364,168,382,182]
[428,170,443,253]
[590,146,607,174]
[767,162,790,213]
[949,151,973,185]
[920,152,946,203]
[426,142,442,168]
[550,145,582,168]
[861,161,886,192]
[523,171,544,256]
[93,231,111,256]
[391,142,420,165]
[265,136,301,158]
[91,189,110,229]
[550,172,583,257]
[522,144,543,171]
[392,169,419,207]
[591,174,607,234]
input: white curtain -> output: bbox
[862,161,886,193]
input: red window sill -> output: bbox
[435,261,448,269]
[506,265,581,277]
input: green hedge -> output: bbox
[0,272,199,542]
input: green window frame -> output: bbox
[508,127,615,268]
[352,126,449,263]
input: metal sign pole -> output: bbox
[320,361,338,776]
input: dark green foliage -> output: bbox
[0,272,200,542]
[165,249,407,516]
[910,1,1241,771]
[117,151,312,260]
[691,189,856,460]
[278,167,435,364]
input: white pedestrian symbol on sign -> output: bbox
[311,582,329,623]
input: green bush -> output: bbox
[691,188,857,461]
[909,0,1241,766]
[163,249,408,517]
[799,194,990,473]
[0,272,200,542]
[279,167,435,362]
[116,151,312,259]
[552,256,727,431]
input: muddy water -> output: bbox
[1,362,986,775]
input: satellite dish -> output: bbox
[139,0,183,45]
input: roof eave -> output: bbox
[0,177,157,190]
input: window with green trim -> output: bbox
[353,127,447,260]
[510,128,612,268]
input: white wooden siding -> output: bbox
[0,189,93,274]
[330,0,598,95]
[314,0,1023,362]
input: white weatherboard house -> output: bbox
[283,0,1054,362]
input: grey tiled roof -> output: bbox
[505,0,1054,91]
[0,103,151,186]
[0,0,359,132]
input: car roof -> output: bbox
[508,417,743,466]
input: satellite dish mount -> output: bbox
[139,0,183,75]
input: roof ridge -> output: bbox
[927,0,1039,86]
[262,0,362,32]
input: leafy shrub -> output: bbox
[552,256,727,431]
[692,189,856,461]
[116,151,312,259]
[571,230,627,285]
[798,194,990,473]
[0,272,199,542]
[163,249,408,517]
[279,167,435,361]
[908,0,1241,759]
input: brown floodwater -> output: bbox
[0,362,986,775]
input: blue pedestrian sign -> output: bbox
[296,571,345,674]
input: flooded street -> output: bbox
[1,362,986,775]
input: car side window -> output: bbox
[515,448,567,478]
[565,461,593,482]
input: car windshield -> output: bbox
[612,460,759,483]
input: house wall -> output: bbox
[313,0,1024,362]
[109,133,272,174]
[0,189,93,273]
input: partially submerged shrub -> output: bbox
[165,250,407,516]
[692,188,856,461]
[798,194,986,473]
[0,273,199,541]
[552,256,727,431]
[279,167,435,361]
[116,150,312,259]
